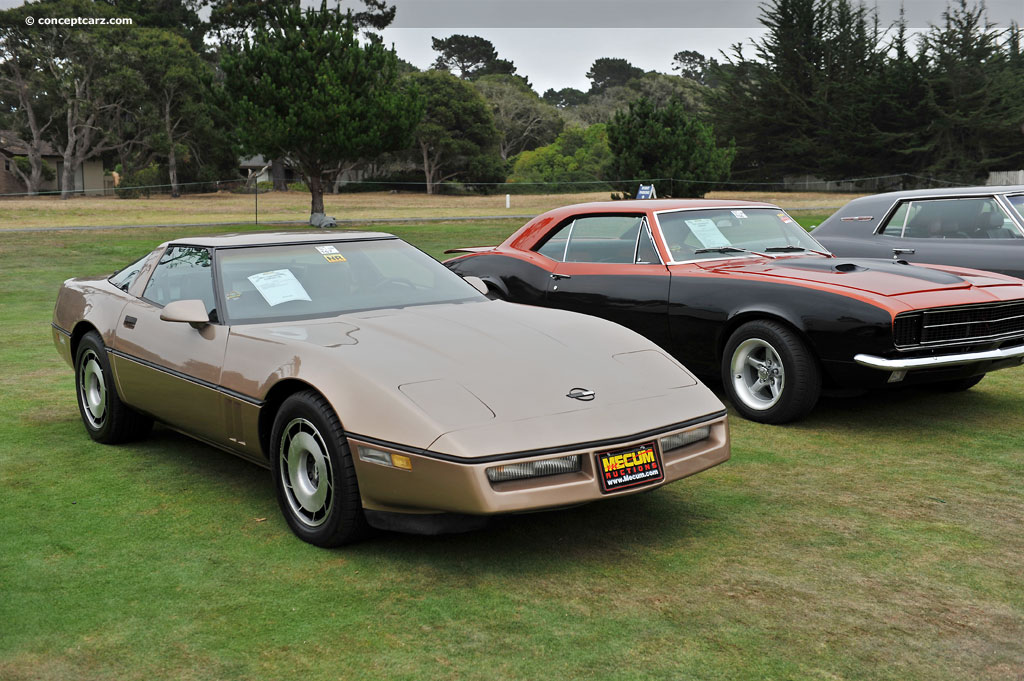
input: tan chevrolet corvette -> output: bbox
[52,231,730,546]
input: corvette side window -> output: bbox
[143,246,218,319]
[108,254,150,292]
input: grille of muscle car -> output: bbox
[894,301,1024,347]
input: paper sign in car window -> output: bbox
[247,269,312,306]
[731,210,748,219]
[315,245,339,254]
[684,218,731,248]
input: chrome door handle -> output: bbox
[892,248,915,259]
[550,273,571,280]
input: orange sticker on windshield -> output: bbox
[323,254,346,263]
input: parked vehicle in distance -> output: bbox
[52,231,730,547]
[812,185,1024,279]
[444,200,1024,424]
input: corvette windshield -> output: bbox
[656,208,826,261]
[216,238,483,322]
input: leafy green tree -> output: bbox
[474,74,562,160]
[221,1,422,219]
[607,98,734,198]
[103,0,206,50]
[406,70,501,194]
[671,50,715,84]
[127,29,216,197]
[431,35,516,79]
[542,87,588,109]
[586,57,645,94]
[509,124,612,192]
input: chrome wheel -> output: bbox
[278,417,334,528]
[730,338,785,411]
[78,348,108,429]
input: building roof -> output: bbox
[0,130,57,157]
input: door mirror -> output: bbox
[462,275,490,296]
[160,299,210,328]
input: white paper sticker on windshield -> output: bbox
[731,210,748,219]
[247,269,311,307]
[684,218,731,248]
[315,245,339,254]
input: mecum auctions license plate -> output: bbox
[596,441,664,493]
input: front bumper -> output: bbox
[348,412,729,517]
[854,344,1024,371]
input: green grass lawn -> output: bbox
[1,223,1022,681]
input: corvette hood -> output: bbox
[700,256,1019,296]
[232,301,720,453]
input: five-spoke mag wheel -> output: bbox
[722,320,821,424]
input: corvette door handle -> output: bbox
[550,273,571,280]
[123,315,137,329]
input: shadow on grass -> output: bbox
[131,425,726,575]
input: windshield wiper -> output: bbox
[764,245,833,256]
[693,246,749,255]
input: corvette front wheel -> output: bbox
[722,320,821,424]
[74,331,152,444]
[270,391,368,547]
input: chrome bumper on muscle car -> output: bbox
[854,344,1024,371]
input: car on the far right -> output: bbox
[813,185,1024,279]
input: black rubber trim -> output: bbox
[51,322,71,337]
[346,409,728,465]
[107,348,264,406]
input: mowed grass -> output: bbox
[0,190,855,230]
[1,222,1022,681]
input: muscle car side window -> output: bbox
[143,246,219,319]
[880,197,1020,240]
[535,215,647,264]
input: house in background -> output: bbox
[0,131,105,196]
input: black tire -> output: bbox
[928,374,984,392]
[74,331,152,444]
[721,320,821,424]
[270,390,369,547]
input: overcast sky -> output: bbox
[4,0,1022,93]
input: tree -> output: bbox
[509,124,612,192]
[128,29,216,197]
[917,0,1024,181]
[606,98,735,198]
[474,75,563,160]
[430,34,516,80]
[542,87,588,109]
[671,50,713,83]
[586,57,645,93]
[102,0,206,50]
[221,1,422,219]
[406,70,501,194]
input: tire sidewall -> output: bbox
[722,320,820,424]
[74,332,115,442]
[270,392,361,547]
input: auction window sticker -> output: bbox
[684,218,731,248]
[315,245,347,262]
[247,269,311,306]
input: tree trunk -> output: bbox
[420,141,435,194]
[271,158,288,191]
[60,154,76,200]
[309,174,324,215]
[165,101,180,198]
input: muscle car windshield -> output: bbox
[217,239,483,323]
[656,208,825,261]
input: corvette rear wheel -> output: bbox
[74,331,152,444]
[722,320,821,424]
[270,390,368,547]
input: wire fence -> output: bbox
[0,172,1003,199]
